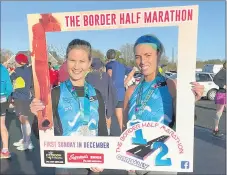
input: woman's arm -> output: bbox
[166,79,204,129]
[124,67,136,87]
[4,69,13,99]
[167,78,204,104]
[166,79,177,118]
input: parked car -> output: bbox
[196,68,202,72]
[165,71,177,78]
[202,64,223,74]
[169,72,218,100]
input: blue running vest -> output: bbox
[128,74,173,125]
[58,80,99,136]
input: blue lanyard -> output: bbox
[65,80,90,125]
[135,74,166,119]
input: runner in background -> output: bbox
[10,53,34,151]
[53,65,60,86]
[213,61,226,137]
[49,62,59,88]
[159,66,163,74]
[0,63,13,159]
[86,58,117,135]
[105,49,136,132]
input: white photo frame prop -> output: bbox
[27,5,198,172]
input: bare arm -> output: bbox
[107,69,112,77]
[124,67,136,87]
[166,79,177,119]
[167,79,203,129]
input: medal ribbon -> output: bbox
[135,74,166,119]
[65,80,90,125]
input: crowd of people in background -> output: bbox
[3,34,224,175]
[0,46,139,160]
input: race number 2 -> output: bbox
[152,142,172,166]
[130,121,172,166]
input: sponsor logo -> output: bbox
[44,150,65,164]
[116,121,184,169]
[181,161,189,169]
[67,153,104,163]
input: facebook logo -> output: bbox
[181,161,190,169]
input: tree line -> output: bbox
[1,46,225,72]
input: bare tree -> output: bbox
[0,49,14,64]
[92,49,104,59]
[120,43,134,62]
[47,45,105,64]
[160,55,169,65]
[115,50,122,60]
[47,45,66,64]
[48,45,66,59]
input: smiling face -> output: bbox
[66,48,91,83]
[135,44,159,77]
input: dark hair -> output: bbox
[106,49,116,60]
[66,39,92,60]
[223,61,226,69]
[134,34,165,58]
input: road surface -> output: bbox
[0,100,226,175]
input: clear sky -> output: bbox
[1,1,225,61]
